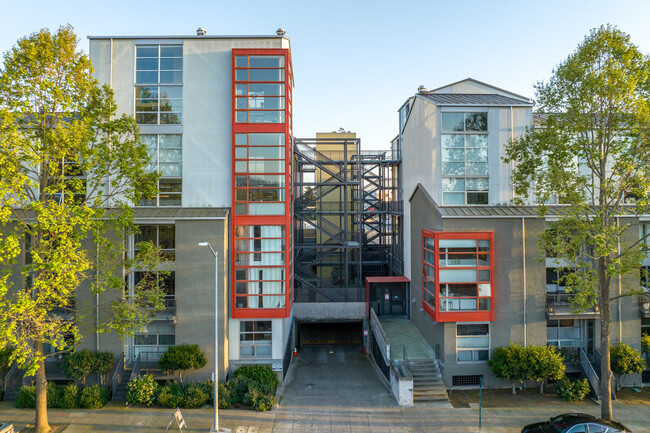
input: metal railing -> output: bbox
[129,353,141,383]
[111,353,125,399]
[579,347,599,400]
[546,293,599,314]
[3,364,21,393]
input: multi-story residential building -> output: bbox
[399,78,649,388]
[84,29,295,381]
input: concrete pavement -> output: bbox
[1,348,648,432]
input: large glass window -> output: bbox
[234,225,286,310]
[139,134,182,207]
[441,112,488,205]
[135,45,182,125]
[546,319,581,348]
[234,55,286,124]
[234,133,286,216]
[457,324,489,362]
[240,321,272,358]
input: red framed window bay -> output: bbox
[231,49,293,319]
[422,230,495,322]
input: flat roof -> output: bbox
[88,35,287,40]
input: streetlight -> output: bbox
[198,241,228,433]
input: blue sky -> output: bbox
[2,0,650,149]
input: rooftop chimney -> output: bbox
[196,27,206,36]
[276,28,286,36]
[417,85,427,94]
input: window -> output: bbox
[133,322,175,361]
[457,324,489,362]
[135,225,175,261]
[234,133,286,216]
[41,159,87,204]
[441,112,488,205]
[547,319,581,348]
[140,134,182,206]
[240,321,272,358]
[135,45,182,125]
[421,231,494,322]
[234,225,286,309]
[234,55,286,124]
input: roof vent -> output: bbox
[276,28,286,36]
[196,27,206,36]
[417,85,428,94]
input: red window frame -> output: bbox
[421,229,495,322]
[231,49,293,319]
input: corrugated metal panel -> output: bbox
[422,94,533,106]
[133,207,229,219]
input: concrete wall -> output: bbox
[293,302,366,321]
[175,218,229,382]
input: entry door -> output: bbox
[379,286,405,316]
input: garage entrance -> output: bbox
[297,320,363,347]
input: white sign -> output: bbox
[384,293,390,300]
[363,330,368,337]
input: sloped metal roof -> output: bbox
[421,93,532,106]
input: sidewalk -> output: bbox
[0,399,648,432]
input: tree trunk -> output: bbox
[539,379,545,395]
[598,257,613,421]
[34,340,50,433]
[511,381,516,395]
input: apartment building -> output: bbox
[398,78,649,388]
[84,29,295,381]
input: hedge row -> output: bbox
[126,365,278,412]
[16,383,110,409]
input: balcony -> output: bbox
[640,293,650,318]
[546,293,600,320]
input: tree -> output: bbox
[61,349,95,386]
[93,351,115,386]
[527,345,566,394]
[610,342,646,391]
[0,25,165,433]
[504,25,650,420]
[158,344,207,385]
[487,344,529,395]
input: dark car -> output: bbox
[522,413,631,433]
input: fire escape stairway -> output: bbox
[293,262,339,302]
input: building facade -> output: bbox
[399,79,649,388]
[86,30,295,381]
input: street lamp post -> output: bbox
[198,241,227,433]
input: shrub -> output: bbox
[46,382,60,408]
[232,365,279,389]
[228,375,253,405]
[528,345,566,394]
[126,374,159,406]
[158,344,207,385]
[642,334,650,359]
[16,385,36,408]
[157,381,185,408]
[93,352,115,386]
[79,385,110,409]
[244,383,274,412]
[59,383,80,409]
[610,342,646,390]
[218,382,231,409]
[555,377,590,402]
[487,344,528,395]
[183,383,209,408]
[62,350,96,386]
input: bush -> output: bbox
[487,344,528,395]
[79,385,110,409]
[126,374,159,406]
[218,382,231,409]
[642,334,650,359]
[610,342,646,390]
[62,350,96,386]
[232,365,279,389]
[183,383,209,408]
[93,352,115,386]
[228,375,253,405]
[157,381,185,408]
[16,385,36,408]
[158,344,207,385]
[245,383,274,411]
[555,377,590,402]
[59,383,80,409]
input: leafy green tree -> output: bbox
[61,349,95,386]
[528,345,566,394]
[487,344,529,395]
[158,344,207,385]
[92,352,114,386]
[504,25,650,420]
[610,342,646,391]
[0,25,163,433]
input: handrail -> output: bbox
[3,363,19,392]
[111,353,125,399]
[129,353,141,383]
[579,347,599,400]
